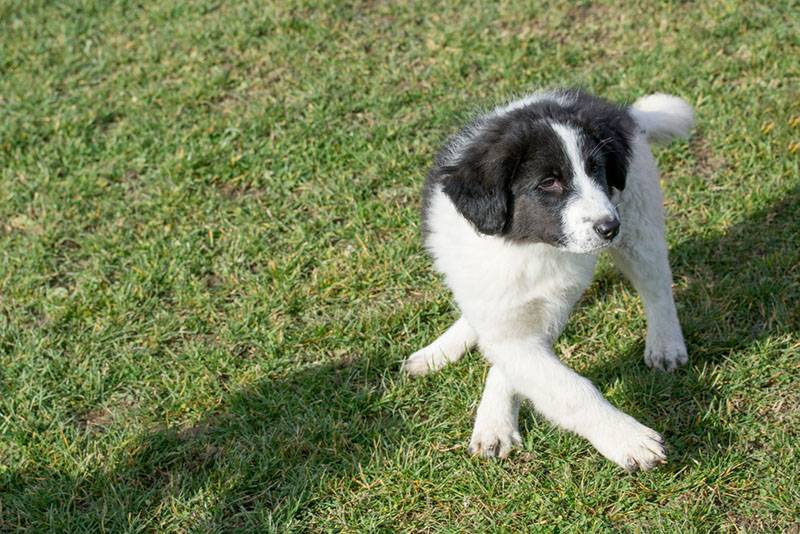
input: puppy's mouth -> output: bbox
[557,233,619,254]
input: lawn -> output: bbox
[1,0,799,531]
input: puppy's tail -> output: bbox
[630,93,695,144]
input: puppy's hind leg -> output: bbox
[403,316,477,376]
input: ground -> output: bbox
[1,0,799,531]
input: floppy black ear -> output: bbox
[440,132,518,235]
[595,110,635,191]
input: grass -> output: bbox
[1,0,799,531]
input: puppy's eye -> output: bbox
[538,177,562,192]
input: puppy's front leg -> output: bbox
[485,337,666,472]
[609,171,688,372]
[403,316,477,376]
[468,366,521,458]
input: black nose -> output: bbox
[593,217,620,240]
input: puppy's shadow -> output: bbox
[540,184,800,465]
[1,353,407,529]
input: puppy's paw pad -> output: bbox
[468,424,521,459]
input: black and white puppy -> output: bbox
[404,89,694,472]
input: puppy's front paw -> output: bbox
[402,347,451,376]
[468,421,521,459]
[402,349,436,377]
[644,340,688,372]
[590,413,667,472]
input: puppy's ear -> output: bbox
[595,109,635,191]
[440,131,519,235]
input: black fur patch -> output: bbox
[423,89,635,244]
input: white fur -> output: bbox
[403,317,477,376]
[405,93,691,471]
[468,366,521,458]
[631,93,695,144]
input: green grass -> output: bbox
[1,0,799,531]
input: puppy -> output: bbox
[404,89,693,472]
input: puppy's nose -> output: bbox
[593,217,620,240]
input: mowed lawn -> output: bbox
[1,0,799,531]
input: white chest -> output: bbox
[425,188,597,335]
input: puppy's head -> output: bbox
[440,94,634,253]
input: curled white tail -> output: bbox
[631,93,695,144]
